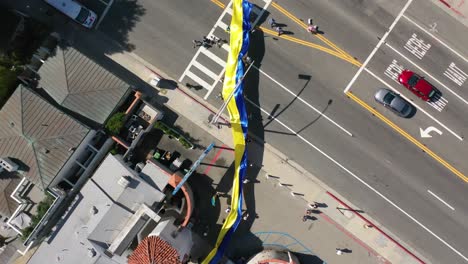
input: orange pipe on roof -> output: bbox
[111,136,130,149]
[125,91,142,115]
[168,174,193,227]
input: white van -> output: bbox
[44,0,97,28]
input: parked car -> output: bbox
[398,69,437,101]
[44,0,97,28]
[374,88,413,118]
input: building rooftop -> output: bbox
[37,45,130,124]
[0,85,90,216]
[128,217,193,264]
[27,154,166,264]
[128,235,182,264]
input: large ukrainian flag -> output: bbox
[202,1,252,263]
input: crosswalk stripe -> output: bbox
[192,60,219,80]
[217,21,229,31]
[185,71,212,91]
[200,48,227,67]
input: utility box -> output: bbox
[0,157,19,172]
[149,74,161,88]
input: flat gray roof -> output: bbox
[28,154,165,264]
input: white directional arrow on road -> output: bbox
[420,126,443,138]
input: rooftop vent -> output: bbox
[90,206,98,215]
[0,157,19,172]
[118,176,131,188]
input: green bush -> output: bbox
[106,112,126,134]
[0,65,19,106]
[20,226,34,242]
[154,121,194,149]
[179,137,193,149]
[110,148,118,155]
[20,193,55,242]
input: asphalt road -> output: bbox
[100,0,468,263]
[4,0,467,263]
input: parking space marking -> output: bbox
[384,59,448,112]
[444,62,468,86]
[404,33,431,60]
[95,0,114,29]
[384,59,405,82]
[427,190,455,211]
[245,96,468,263]
[365,68,462,141]
[203,144,228,174]
[385,42,468,105]
[402,15,468,62]
[344,0,414,93]
[254,66,353,137]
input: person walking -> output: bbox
[269,18,276,28]
[243,213,249,221]
[211,192,220,206]
[276,27,284,36]
[310,202,318,209]
[192,40,202,48]
[202,36,212,48]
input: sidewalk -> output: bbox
[106,50,428,263]
[432,0,468,26]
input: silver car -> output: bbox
[374,88,413,118]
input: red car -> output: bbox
[398,70,437,101]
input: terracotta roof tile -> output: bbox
[128,236,182,264]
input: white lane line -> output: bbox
[365,68,463,141]
[344,0,414,93]
[385,43,468,105]
[245,97,468,262]
[254,66,353,137]
[427,190,455,211]
[402,15,468,63]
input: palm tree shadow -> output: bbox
[296,99,333,134]
[263,74,312,129]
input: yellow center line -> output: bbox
[346,91,468,183]
[271,2,357,62]
[260,27,362,67]
[211,0,225,9]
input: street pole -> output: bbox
[210,60,255,126]
[172,142,215,196]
